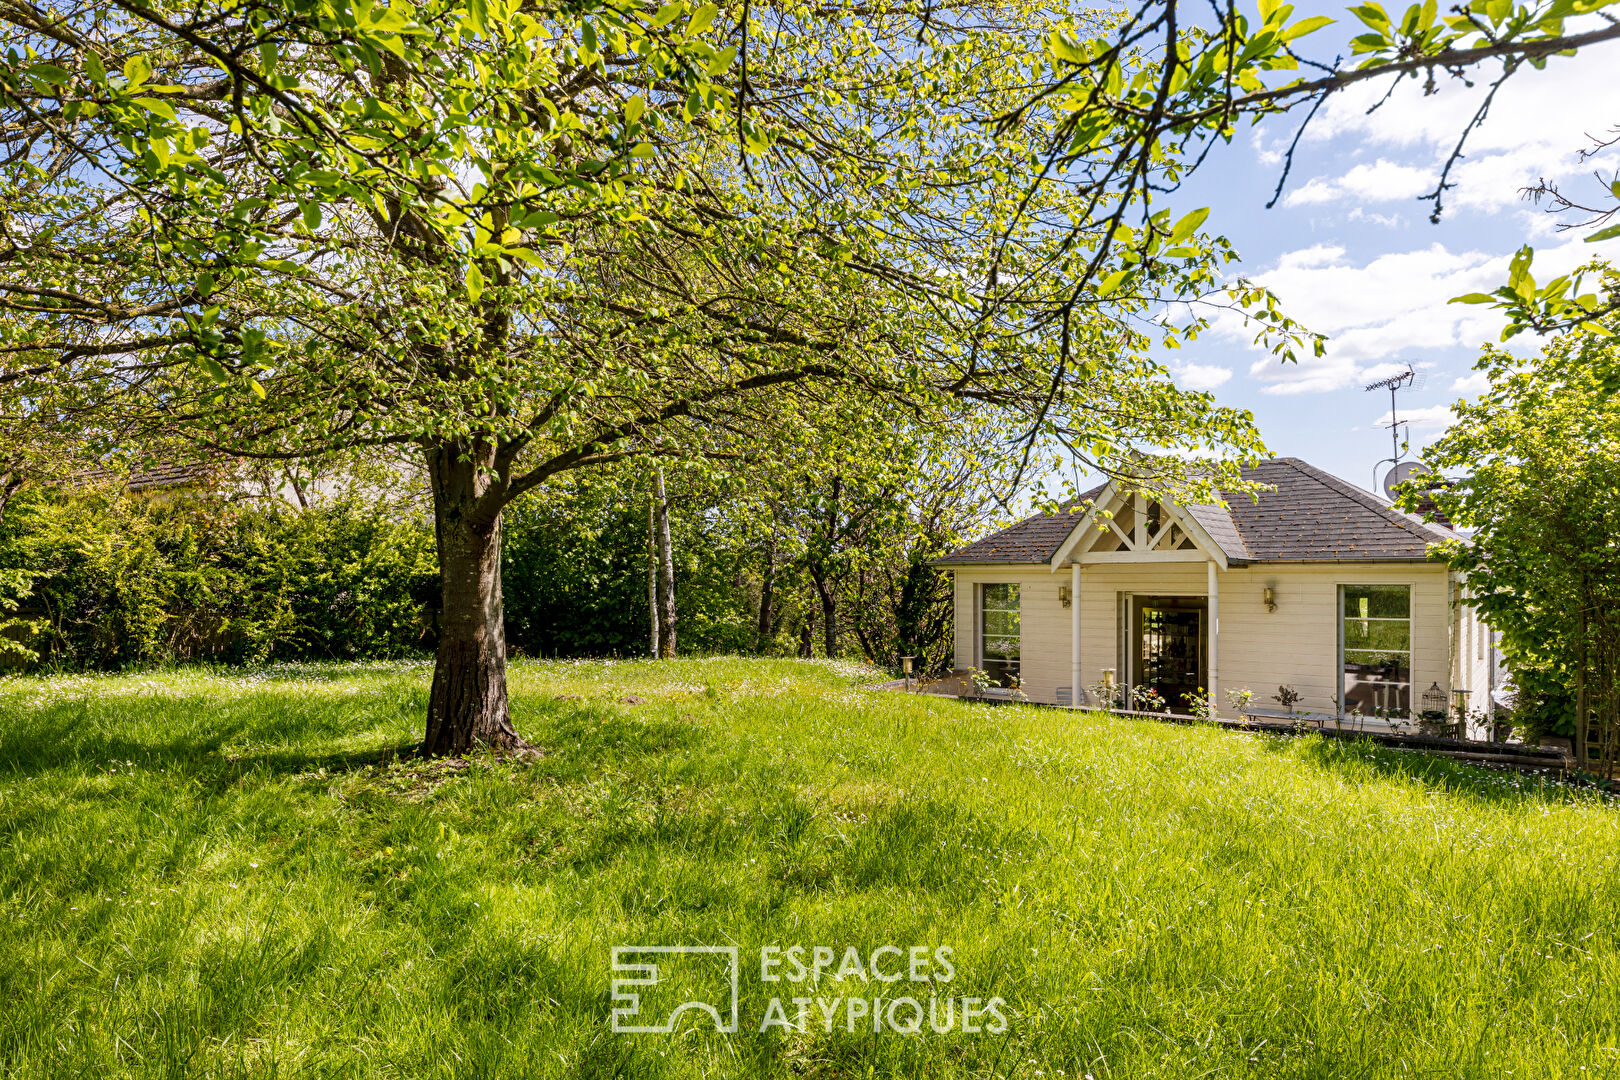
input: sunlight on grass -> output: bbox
[2,658,1617,1077]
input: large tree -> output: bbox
[1,0,1289,754]
[1409,313,1620,774]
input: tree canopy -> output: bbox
[1410,307,1620,773]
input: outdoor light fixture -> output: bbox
[901,656,915,693]
[1059,585,1072,608]
[1263,586,1276,613]
[1101,668,1116,689]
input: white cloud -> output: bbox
[1375,404,1457,430]
[1224,235,1595,394]
[1173,362,1233,391]
[1348,207,1403,228]
[1450,371,1490,394]
[1283,159,1431,207]
[1265,42,1620,218]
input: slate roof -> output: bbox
[935,458,1454,566]
[72,460,214,492]
[934,484,1105,564]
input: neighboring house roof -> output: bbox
[127,462,213,491]
[72,461,214,492]
[936,458,1455,567]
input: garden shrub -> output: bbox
[0,485,438,668]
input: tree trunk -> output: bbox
[648,489,661,657]
[655,467,677,658]
[422,444,524,757]
[798,609,815,658]
[811,573,837,658]
[820,583,837,658]
[756,527,777,652]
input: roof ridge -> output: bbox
[1280,458,1447,545]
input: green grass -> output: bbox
[2,658,1619,1078]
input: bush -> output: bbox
[0,486,438,668]
[501,483,757,658]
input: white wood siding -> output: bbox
[949,561,1456,713]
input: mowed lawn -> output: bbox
[2,659,1619,1078]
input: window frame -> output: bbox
[1337,583,1413,717]
[979,582,1021,687]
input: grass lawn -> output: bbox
[3,658,1619,1078]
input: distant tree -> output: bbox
[1410,312,1620,773]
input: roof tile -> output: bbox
[935,458,1454,566]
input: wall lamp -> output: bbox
[1263,586,1277,613]
[1059,585,1073,608]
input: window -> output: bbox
[1341,585,1411,716]
[981,584,1021,687]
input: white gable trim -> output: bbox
[1048,485,1231,572]
[1047,480,1118,571]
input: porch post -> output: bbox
[1070,560,1082,708]
[1207,560,1220,717]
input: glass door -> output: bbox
[1136,599,1205,711]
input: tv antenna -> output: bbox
[1364,365,1427,494]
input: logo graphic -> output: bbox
[610,946,740,1034]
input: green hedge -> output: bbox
[0,487,438,668]
[0,482,759,669]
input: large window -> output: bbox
[981,584,1021,687]
[1341,585,1411,716]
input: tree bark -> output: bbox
[756,525,777,652]
[655,467,677,658]
[816,576,837,658]
[422,443,525,757]
[648,489,661,657]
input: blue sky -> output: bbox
[1148,5,1619,493]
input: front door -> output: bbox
[1134,597,1207,712]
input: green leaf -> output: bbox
[465,261,485,303]
[625,94,646,125]
[28,63,71,85]
[1168,206,1210,245]
[1507,245,1534,297]
[1096,269,1129,298]
[1450,292,1499,305]
[687,3,719,34]
[1585,221,1620,243]
[135,97,177,121]
[1348,3,1391,30]
[708,44,738,75]
[198,357,230,385]
[1047,30,1085,64]
[1278,15,1335,41]
[122,55,151,88]
[466,0,488,35]
[650,2,684,29]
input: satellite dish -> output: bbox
[1382,460,1433,501]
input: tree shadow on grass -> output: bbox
[0,685,681,784]
[1263,733,1582,808]
[0,692,416,781]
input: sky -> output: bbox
[1144,5,1620,496]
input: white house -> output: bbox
[936,458,1496,727]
